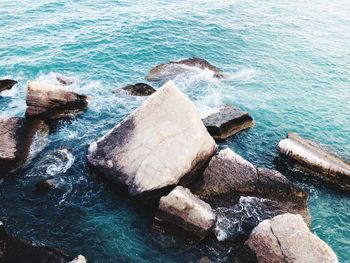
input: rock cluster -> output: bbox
[26,81,88,119]
[278,133,350,191]
[202,106,254,140]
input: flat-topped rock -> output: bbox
[113,83,156,96]
[87,81,216,198]
[190,148,309,223]
[155,186,216,238]
[0,117,49,174]
[236,213,338,263]
[277,133,350,191]
[0,79,17,93]
[147,57,223,81]
[202,106,254,140]
[0,221,74,263]
[26,81,88,119]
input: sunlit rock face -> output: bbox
[155,186,216,238]
[0,117,49,174]
[147,57,224,82]
[278,133,350,191]
[235,213,339,263]
[26,81,88,119]
[87,81,217,198]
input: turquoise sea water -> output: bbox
[0,0,349,262]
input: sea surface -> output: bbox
[0,0,349,262]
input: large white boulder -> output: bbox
[87,81,216,198]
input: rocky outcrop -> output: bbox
[87,81,216,198]
[202,106,254,140]
[155,186,216,238]
[235,213,338,263]
[214,196,287,241]
[0,117,49,174]
[277,133,350,191]
[147,58,223,81]
[113,83,156,96]
[190,148,309,225]
[0,79,17,93]
[26,81,88,119]
[0,221,74,263]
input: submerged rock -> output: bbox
[214,196,287,241]
[155,186,216,238]
[236,213,338,263]
[147,57,224,81]
[0,79,17,93]
[26,81,88,119]
[87,81,216,198]
[190,148,309,222]
[0,221,74,263]
[278,133,350,191]
[35,178,63,192]
[56,75,75,86]
[113,83,156,96]
[0,117,49,174]
[202,106,254,140]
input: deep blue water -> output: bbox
[0,0,349,262]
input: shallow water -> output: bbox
[0,0,349,262]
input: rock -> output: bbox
[155,186,216,238]
[113,83,156,96]
[0,117,49,174]
[277,133,350,191]
[69,255,87,263]
[213,196,288,242]
[202,106,254,140]
[56,75,75,86]
[0,221,74,263]
[35,178,62,192]
[190,148,309,223]
[236,213,338,263]
[0,79,17,93]
[87,81,216,198]
[147,57,223,81]
[26,81,88,119]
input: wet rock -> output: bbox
[69,255,87,263]
[26,81,88,119]
[213,196,287,241]
[0,221,74,263]
[56,75,75,86]
[155,186,216,238]
[202,106,254,140]
[277,133,350,191]
[147,57,223,81]
[236,213,338,263]
[113,83,156,96]
[35,178,62,192]
[0,79,17,93]
[0,117,49,174]
[87,81,216,198]
[190,148,309,222]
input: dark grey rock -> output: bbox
[113,83,156,96]
[0,79,17,93]
[0,221,74,263]
[147,57,224,81]
[202,106,254,140]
